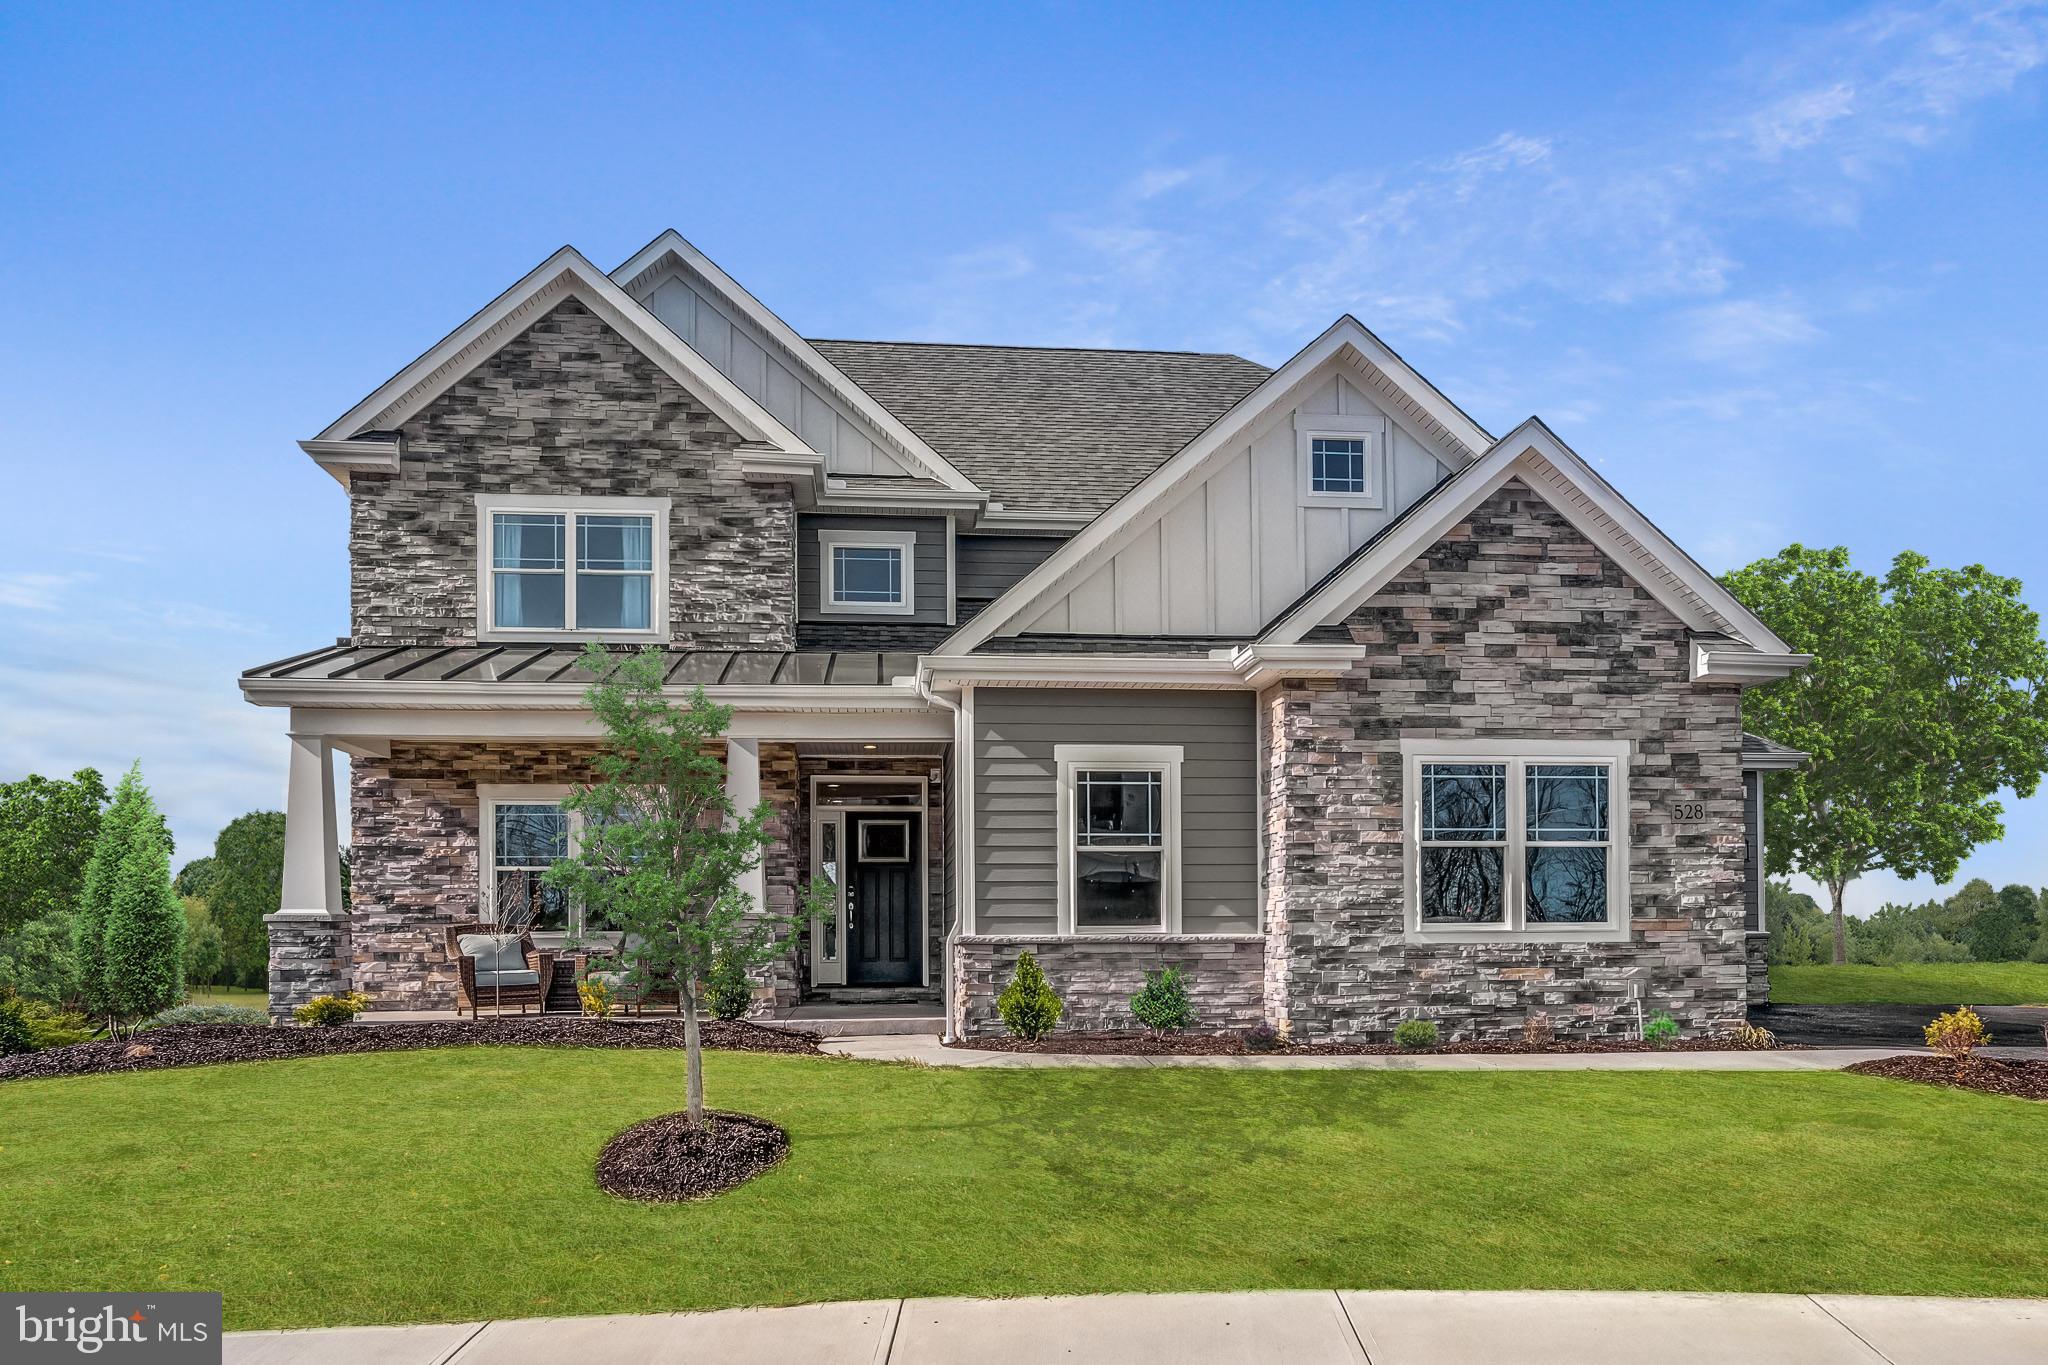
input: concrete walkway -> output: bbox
[225,1291,2047,1364]
[817,1033,1958,1069]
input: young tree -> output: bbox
[207,812,286,987]
[1725,546,2048,963]
[103,819,185,1025]
[172,855,218,900]
[0,768,108,933]
[75,765,170,1020]
[183,899,225,989]
[544,643,828,1129]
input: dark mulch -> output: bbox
[596,1109,790,1202]
[950,1031,1795,1056]
[1844,1054,2048,1102]
[1761,1002,2048,1048]
[0,1017,820,1084]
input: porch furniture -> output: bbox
[445,922,557,1018]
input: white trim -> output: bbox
[612,230,982,495]
[1260,418,1799,657]
[473,493,669,643]
[944,514,957,627]
[817,528,918,616]
[1053,743,1183,935]
[957,687,977,936]
[1398,738,1632,945]
[1747,769,1767,935]
[1295,412,1386,509]
[808,806,848,987]
[933,315,1492,655]
[313,245,814,461]
[918,644,1366,694]
[1693,641,1813,685]
[261,703,951,748]
[300,438,400,487]
[807,774,933,989]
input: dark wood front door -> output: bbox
[846,812,920,986]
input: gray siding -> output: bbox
[796,515,949,626]
[956,534,1063,602]
[972,688,1259,935]
[1743,769,1762,933]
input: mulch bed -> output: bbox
[0,1017,820,1084]
[595,1109,790,1202]
[951,1031,1796,1056]
[1845,1054,2048,1101]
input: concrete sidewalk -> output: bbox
[816,1033,1967,1069]
[225,1291,2046,1364]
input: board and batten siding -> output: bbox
[956,534,1064,603]
[972,688,1259,935]
[796,515,950,624]
[1014,369,1449,638]
[637,267,920,479]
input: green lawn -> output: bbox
[2,1049,2044,1330]
[1771,962,2048,1006]
[186,986,266,1005]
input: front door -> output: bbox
[845,811,920,985]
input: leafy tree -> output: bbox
[1724,546,2048,963]
[1764,882,1831,966]
[0,768,108,933]
[1969,884,2039,963]
[172,855,218,900]
[0,912,82,1004]
[183,899,225,990]
[1849,901,1971,966]
[103,814,185,1026]
[1928,878,1995,942]
[75,765,171,1018]
[207,812,286,988]
[543,644,829,1129]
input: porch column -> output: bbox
[266,728,348,1019]
[726,737,765,914]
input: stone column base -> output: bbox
[1745,933,1770,1008]
[266,911,351,1020]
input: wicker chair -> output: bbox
[444,921,557,1018]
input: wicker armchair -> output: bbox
[444,921,557,1018]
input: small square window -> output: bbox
[819,530,917,614]
[832,546,903,604]
[1311,437,1368,494]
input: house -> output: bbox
[241,229,1809,1041]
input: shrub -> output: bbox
[997,950,1063,1040]
[1393,1018,1440,1050]
[18,999,94,1050]
[1129,966,1197,1033]
[1924,1005,1990,1063]
[0,913,82,1005]
[577,976,615,1019]
[1728,1021,1777,1050]
[147,1002,270,1028]
[1522,1012,1555,1046]
[1243,1022,1282,1052]
[293,991,370,1027]
[0,999,32,1056]
[706,952,752,1022]
[1643,1012,1680,1047]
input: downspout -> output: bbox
[915,664,963,1043]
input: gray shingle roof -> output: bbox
[1741,732,1809,766]
[810,339,1271,517]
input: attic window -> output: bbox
[1311,438,1368,494]
[1295,413,1386,508]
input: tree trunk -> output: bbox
[1828,877,1850,966]
[680,977,705,1129]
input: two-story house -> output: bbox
[242,230,1809,1040]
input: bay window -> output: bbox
[476,494,667,639]
[1055,744,1182,933]
[1402,739,1630,941]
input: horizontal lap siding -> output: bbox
[796,514,950,625]
[973,688,1259,934]
[956,534,1063,602]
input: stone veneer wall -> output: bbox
[1265,480,1749,1042]
[350,297,796,649]
[953,935,1266,1037]
[264,913,350,1019]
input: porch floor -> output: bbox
[773,1002,945,1038]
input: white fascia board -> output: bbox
[970,508,1095,534]
[312,245,814,459]
[1227,643,1369,688]
[817,483,987,512]
[930,316,1488,657]
[1691,640,1813,685]
[286,703,952,745]
[917,644,1367,693]
[613,230,983,496]
[1740,747,1810,771]
[1259,417,1799,658]
[299,438,400,487]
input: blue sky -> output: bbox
[1,0,2043,911]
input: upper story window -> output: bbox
[818,528,917,616]
[1401,738,1631,942]
[1295,411,1386,508]
[475,494,668,640]
[1055,744,1182,933]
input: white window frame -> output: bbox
[818,528,918,616]
[1400,738,1632,943]
[1054,743,1183,935]
[478,784,606,945]
[1295,411,1386,509]
[475,493,669,642]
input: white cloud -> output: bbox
[1677,297,1825,367]
[0,571,92,612]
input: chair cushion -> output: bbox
[472,968,541,989]
[457,933,527,973]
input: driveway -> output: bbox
[1760,1002,2048,1049]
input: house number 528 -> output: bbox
[1671,801,1706,822]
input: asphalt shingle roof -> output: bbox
[810,339,1271,518]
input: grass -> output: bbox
[1,1049,2045,1330]
[1771,962,2048,1006]
[186,986,266,1005]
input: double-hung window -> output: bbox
[817,528,917,615]
[482,789,575,933]
[477,494,666,638]
[1403,739,1629,940]
[1055,744,1181,933]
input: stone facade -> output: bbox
[1746,934,1770,1007]
[350,297,796,649]
[1263,481,1750,1042]
[264,912,349,1018]
[953,935,1266,1036]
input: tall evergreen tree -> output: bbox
[74,765,179,1030]
[103,825,184,1024]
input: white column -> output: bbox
[280,729,339,915]
[725,737,765,912]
